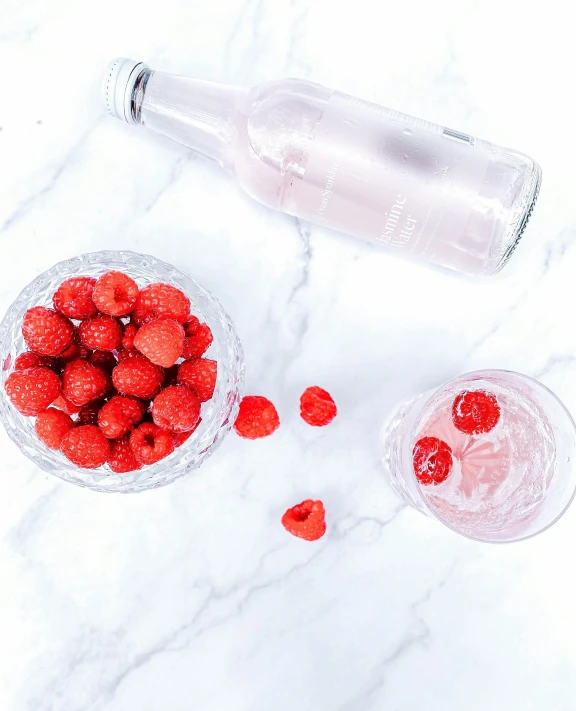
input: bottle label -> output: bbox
[296,92,490,263]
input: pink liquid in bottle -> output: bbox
[103,59,541,276]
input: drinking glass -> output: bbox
[381,370,576,542]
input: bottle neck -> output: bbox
[134,70,248,167]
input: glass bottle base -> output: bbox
[493,160,542,274]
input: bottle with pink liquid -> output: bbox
[103,58,541,277]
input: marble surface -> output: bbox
[1,1,576,709]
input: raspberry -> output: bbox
[62,359,111,406]
[122,323,137,351]
[61,343,78,360]
[60,327,91,361]
[61,425,110,469]
[14,352,62,373]
[112,356,164,399]
[76,400,105,426]
[452,390,501,435]
[234,396,280,439]
[108,435,141,473]
[92,271,139,317]
[89,350,117,373]
[130,422,174,465]
[62,344,92,361]
[53,277,98,320]
[132,283,190,326]
[177,358,217,402]
[5,367,61,416]
[152,385,201,433]
[172,419,201,448]
[98,395,146,439]
[134,318,185,368]
[116,349,139,362]
[35,408,74,449]
[22,306,74,356]
[281,500,326,541]
[300,386,337,427]
[79,315,123,352]
[61,339,92,362]
[53,394,82,415]
[181,316,213,360]
[413,437,453,486]
[172,430,193,448]
[14,352,41,370]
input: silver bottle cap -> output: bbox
[102,58,148,124]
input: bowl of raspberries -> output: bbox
[0,251,243,493]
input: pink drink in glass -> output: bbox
[381,370,576,542]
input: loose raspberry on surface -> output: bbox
[5,367,61,416]
[62,359,111,406]
[79,315,123,352]
[108,435,141,473]
[132,283,190,326]
[98,395,146,439]
[130,422,175,465]
[122,323,138,351]
[92,271,139,317]
[413,436,453,486]
[181,316,213,360]
[152,385,201,433]
[76,400,105,426]
[134,318,185,368]
[61,425,110,469]
[89,350,117,373]
[52,394,82,415]
[452,390,501,435]
[112,356,164,399]
[53,277,98,320]
[35,408,75,450]
[281,500,326,541]
[234,396,280,439]
[22,306,74,357]
[300,386,337,427]
[177,358,217,402]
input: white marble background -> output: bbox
[1,1,576,709]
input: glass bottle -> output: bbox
[103,58,541,276]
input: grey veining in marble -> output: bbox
[1,1,575,709]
